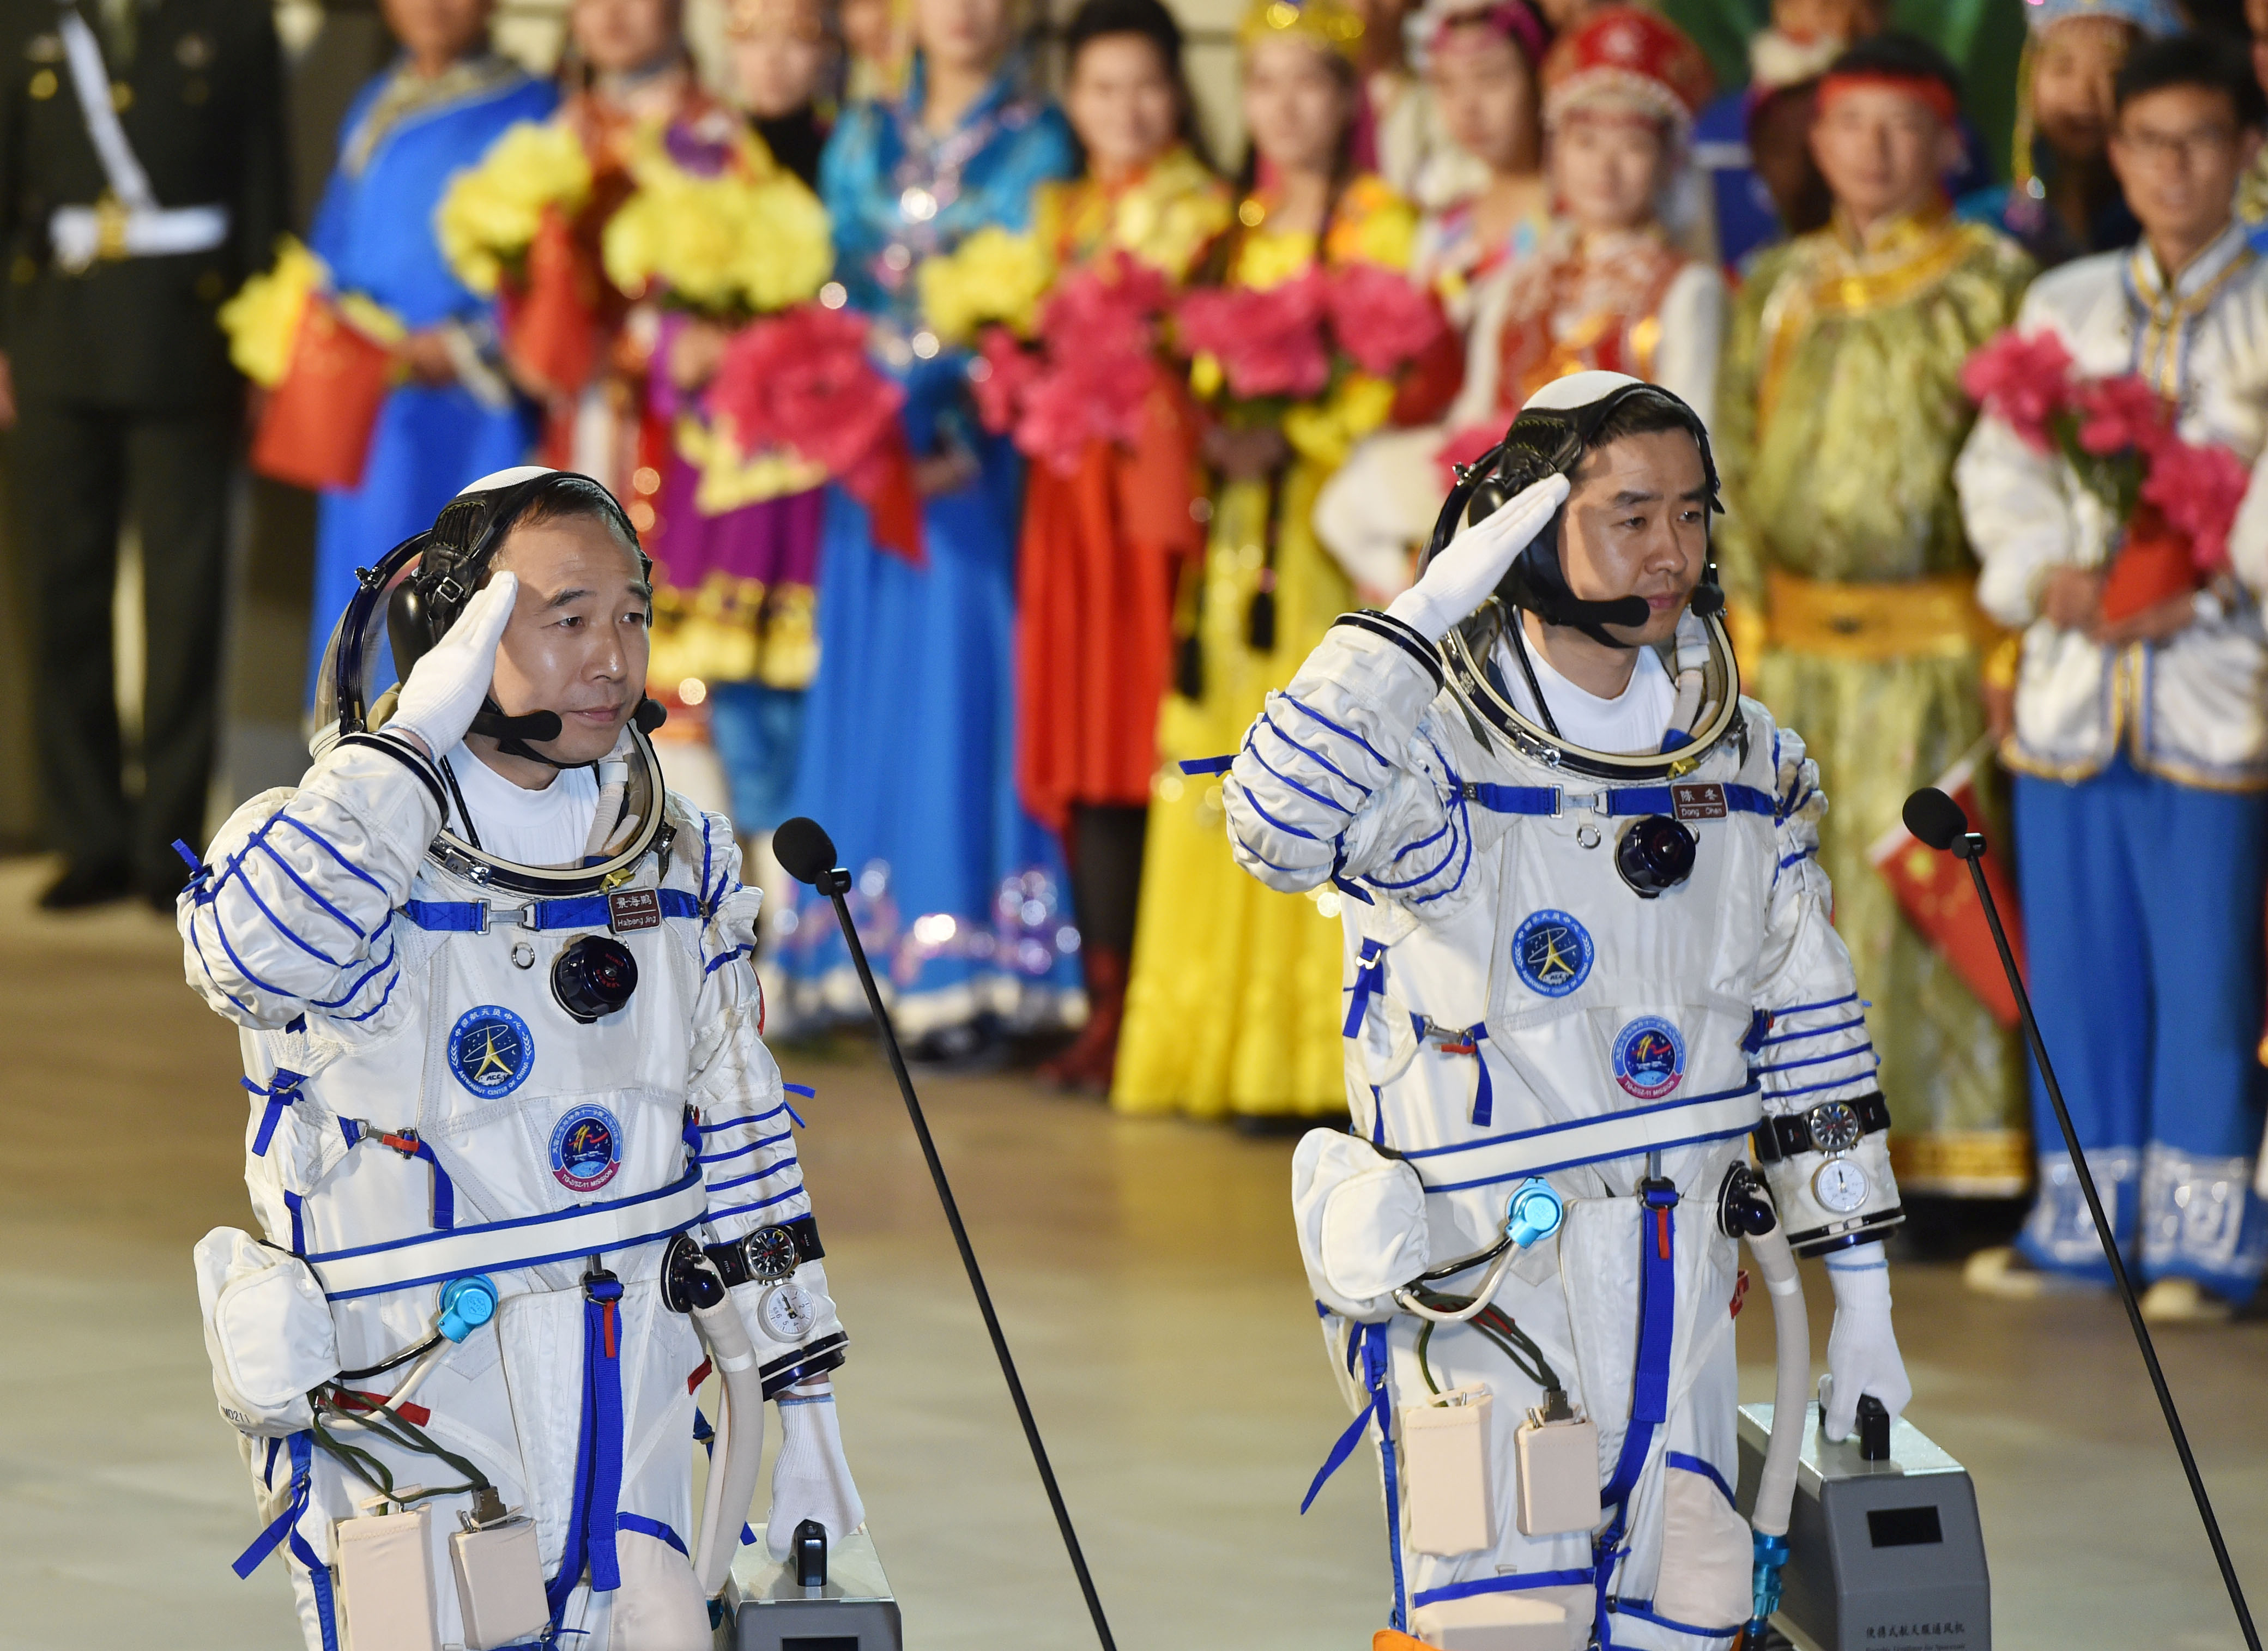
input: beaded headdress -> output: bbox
[1238,0,1364,64]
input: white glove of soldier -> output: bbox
[1818,1242,1912,1442]
[386,572,518,757]
[763,1391,865,1559]
[1293,1129,1430,1321]
[1383,473,1570,643]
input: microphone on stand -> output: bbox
[1902,787,2258,1651]
[773,818,1118,1651]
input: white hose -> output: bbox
[1743,1220,1810,1539]
[1393,1242,1523,1323]
[691,1290,767,1596]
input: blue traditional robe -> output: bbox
[775,58,1081,1041]
[303,55,558,701]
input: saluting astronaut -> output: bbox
[1223,373,1911,1649]
[180,468,862,1651]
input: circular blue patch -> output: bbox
[1511,910,1594,997]
[550,1103,622,1193]
[1612,1015,1686,1099]
[447,1005,533,1098]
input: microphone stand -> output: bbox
[1944,825,2259,1651]
[802,858,1118,1651]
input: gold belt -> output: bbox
[1763,568,2005,663]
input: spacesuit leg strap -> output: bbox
[232,1431,340,1651]
[1595,1181,1679,1647]
[1299,1320,1408,1630]
[547,1271,630,1622]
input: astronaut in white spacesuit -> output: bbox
[1225,374,1911,1649]
[180,468,861,1651]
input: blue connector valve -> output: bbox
[1504,1178,1564,1250]
[437,1275,499,1342]
[1749,1528,1791,1641]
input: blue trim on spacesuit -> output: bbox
[707,1159,800,1195]
[1240,728,1358,815]
[232,1431,340,1651]
[1753,1041,1875,1076]
[1664,1450,1735,1506]
[708,1183,809,1220]
[1402,1082,1760,1169]
[1256,708,1377,797]
[1278,693,1392,769]
[616,1512,685,1556]
[1300,1320,1407,1629]
[1757,1015,1865,1046]
[1607,1600,1746,1642]
[700,1129,794,1165]
[1594,1184,1678,1644]
[548,1275,628,1620]
[401,888,703,932]
[246,1071,307,1157]
[1412,1569,1596,1610]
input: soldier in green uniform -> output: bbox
[0,0,286,909]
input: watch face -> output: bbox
[1808,1100,1864,1154]
[745,1224,801,1281]
[758,1280,819,1343]
[1812,1158,1871,1215]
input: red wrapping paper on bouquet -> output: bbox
[499,205,601,399]
[1867,748,2027,1029]
[250,296,396,492]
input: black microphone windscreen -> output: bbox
[1903,787,1968,851]
[1689,583,1725,618]
[773,816,838,887]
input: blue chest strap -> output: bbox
[1462,782,1775,819]
[403,888,703,933]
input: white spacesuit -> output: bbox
[180,469,862,1651]
[1225,376,1910,1649]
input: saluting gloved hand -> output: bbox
[1384,473,1571,643]
[1818,1241,1913,1442]
[386,572,518,758]
[763,1391,865,1559]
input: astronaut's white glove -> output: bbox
[1293,1129,1430,1321]
[386,572,518,757]
[1818,1242,1912,1443]
[1383,473,1570,643]
[763,1392,864,1559]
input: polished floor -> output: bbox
[1,857,2262,1650]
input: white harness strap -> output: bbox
[49,6,228,271]
[1402,1084,1763,1194]
[303,1169,711,1301]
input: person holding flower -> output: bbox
[1955,34,2268,1320]
[985,0,1233,1091]
[288,0,557,703]
[1315,6,1720,618]
[1110,0,1442,1122]
[772,0,1081,1050]
[1713,34,2034,1221]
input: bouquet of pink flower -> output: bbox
[1173,261,1446,418]
[1963,325,2248,620]
[969,249,1178,476]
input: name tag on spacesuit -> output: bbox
[1670,784,1728,822]
[607,889,663,933]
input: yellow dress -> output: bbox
[1715,202,2036,1196]
[1114,177,1418,1121]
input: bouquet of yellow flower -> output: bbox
[601,127,831,319]
[434,120,593,297]
[917,225,1056,344]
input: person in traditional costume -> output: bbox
[436,0,838,829]
[1009,0,1232,1090]
[1714,34,2035,1215]
[1352,0,1482,209]
[646,0,837,844]
[1315,5,1721,608]
[1110,0,1437,1121]
[1957,34,2268,1320]
[1409,0,1553,310]
[772,0,1081,1049]
[294,0,556,701]
[1957,0,2179,269]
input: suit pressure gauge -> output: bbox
[1812,1157,1871,1214]
[758,1280,819,1342]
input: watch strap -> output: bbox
[705,1213,824,1287]
[1751,1091,1891,1163]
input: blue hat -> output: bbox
[2023,0,2184,39]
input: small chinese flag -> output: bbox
[1867,747,2027,1029]
[249,295,394,492]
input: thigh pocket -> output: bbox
[1650,1456,1752,1632]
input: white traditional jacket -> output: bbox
[1956,221,2268,789]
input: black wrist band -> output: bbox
[1334,610,1446,691]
